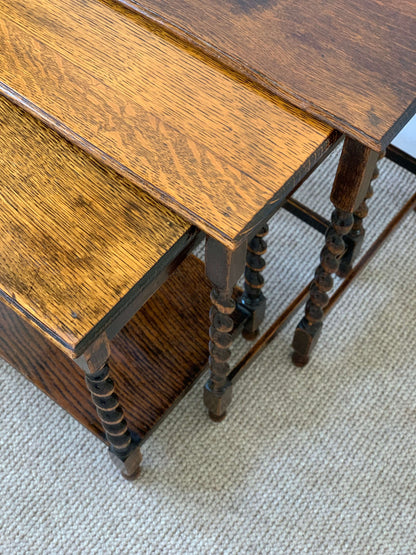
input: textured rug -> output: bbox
[0,145,415,554]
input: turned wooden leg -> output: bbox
[240,224,268,340]
[338,153,384,277]
[292,137,379,367]
[292,208,354,366]
[204,237,246,421]
[76,335,142,479]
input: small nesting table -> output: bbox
[0,0,341,475]
[118,0,416,364]
[0,94,206,478]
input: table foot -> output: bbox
[291,351,310,368]
[109,443,143,480]
[242,328,260,341]
[208,409,228,423]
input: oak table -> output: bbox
[119,0,416,364]
[0,93,216,478]
[0,0,343,448]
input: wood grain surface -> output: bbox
[0,95,194,355]
[123,0,416,149]
[0,256,244,442]
[0,0,337,247]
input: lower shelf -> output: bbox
[1,255,244,444]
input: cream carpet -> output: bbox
[0,146,415,554]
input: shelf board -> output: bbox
[1,255,245,443]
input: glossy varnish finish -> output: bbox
[126,0,416,149]
[0,256,244,442]
[0,0,337,247]
[0,95,194,354]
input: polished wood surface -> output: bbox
[126,0,416,150]
[0,256,244,442]
[0,95,195,355]
[0,0,337,247]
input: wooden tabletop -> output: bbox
[0,94,194,356]
[0,0,338,249]
[125,0,416,151]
